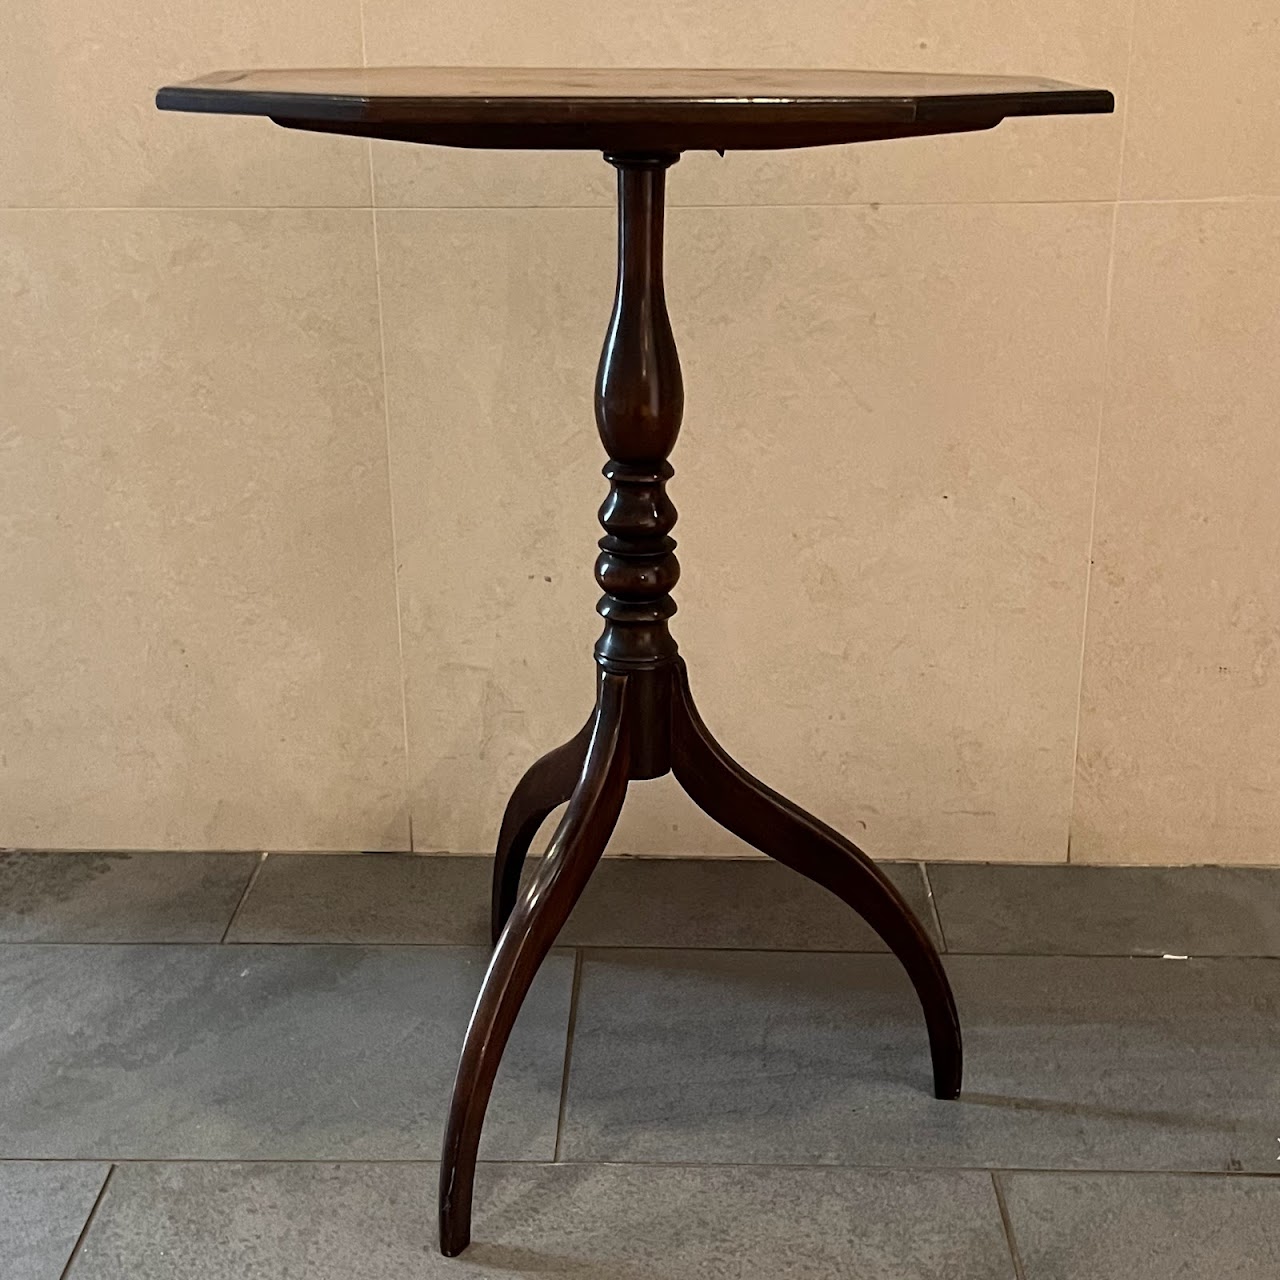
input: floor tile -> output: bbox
[0,945,569,1160]
[0,852,258,943]
[561,951,1280,1171]
[0,1161,108,1280]
[928,863,1280,957]
[226,854,492,944]
[229,853,937,950]
[70,1161,1015,1279]
[560,859,937,951]
[1003,1172,1280,1280]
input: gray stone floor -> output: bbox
[2,852,1279,1278]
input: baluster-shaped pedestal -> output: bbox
[439,152,963,1259]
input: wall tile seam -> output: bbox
[4,196,1279,215]
[1064,0,1142,864]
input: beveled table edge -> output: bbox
[155,66,1115,150]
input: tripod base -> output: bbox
[438,656,962,1257]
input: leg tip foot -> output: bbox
[932,1056,963,1101]
[439,1220,470,1258]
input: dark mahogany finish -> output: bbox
[157,66,1114,1259]
[440,672,632,1257]
[489,718,591,943]
[450,152,963,1257]
[157,66,1113,152]
[593,154,684,689]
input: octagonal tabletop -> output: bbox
[156,66,1114,152]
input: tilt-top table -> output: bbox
[157,67,1114,1257]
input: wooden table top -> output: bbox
[156,66,1114,152]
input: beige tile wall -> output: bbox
[1,2,1275,862]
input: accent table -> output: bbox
[156,66,1115,1257]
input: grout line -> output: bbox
[539,1159,1280,1179]
[371,195,1280,211]
[13,851,1280,871]
[1111,0,1145,205]
[356,0,370,67]
[991,1171,1028,1280]
[552,949,585,1162]
[218,853,267,943]
[13,851,1280,870]
[5,1155,1280,1177]
[57,1164,114,1280]
[356,0,414,854]
[5,196,1280,213]
[1062,195,1119,866]
[367,171,416,856]
[2,938,1278,961]
[1064,0,1142,866]
[918,863,949,952]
